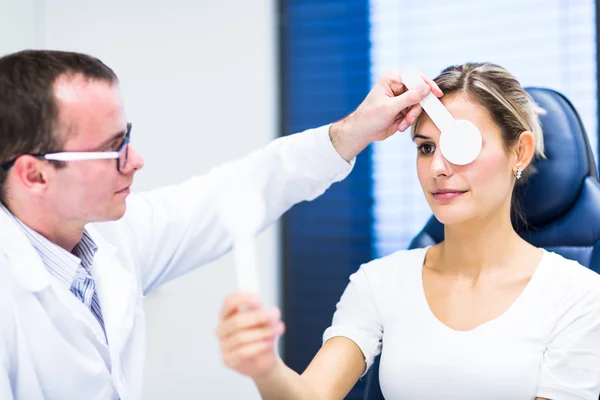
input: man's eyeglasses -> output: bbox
[1,123,132,173]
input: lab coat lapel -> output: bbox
[89,236,138,357]
[0,206,52,291]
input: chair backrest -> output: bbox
[363,87,600,400]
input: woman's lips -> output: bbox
[432,190,467,201]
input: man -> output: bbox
[0,49,439,399]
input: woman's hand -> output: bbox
[216,292,285,379]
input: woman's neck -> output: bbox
[437,208,525,280]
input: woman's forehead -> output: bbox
[415,94,498,138]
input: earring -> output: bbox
[515,166,522,180]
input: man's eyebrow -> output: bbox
[96,130,126,150]
[411,133,431,142]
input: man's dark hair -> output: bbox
[0,49,119,203]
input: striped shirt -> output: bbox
[3,206,107,341]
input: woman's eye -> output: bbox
[417,143,436,155]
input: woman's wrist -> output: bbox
[253,356,286,385]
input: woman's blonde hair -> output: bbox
[423,62,546,183]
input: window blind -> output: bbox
[279,2,374,398]
[280,1,597,398]
[370,0,598,256]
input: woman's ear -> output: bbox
[513,130,536,170]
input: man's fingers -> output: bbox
[389,78,407,97]
[390,86,429,115]
[397,105,423,132]
[382,70,442,98]
[403,104,423,128]
[380,71,408,97]
[421,73,443,97]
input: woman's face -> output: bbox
[413,93,516,226]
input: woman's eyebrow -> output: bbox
[412,133,431,142]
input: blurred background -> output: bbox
[0,0,597,398]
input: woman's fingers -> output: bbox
[218,306,281,339]
[221,321,285,353]
[222,339,276,370]
[217,293,284,378]
[219,291,261,320]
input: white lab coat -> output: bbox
[0,125,353,400]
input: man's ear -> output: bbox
[12,156,50,194]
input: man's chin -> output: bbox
[110,205,128,221]
[91,205,128,223]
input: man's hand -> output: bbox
[329,71,443,162]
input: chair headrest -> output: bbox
[515,87,598,227]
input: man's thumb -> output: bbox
[391,85,429,111]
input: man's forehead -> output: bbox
[54,76,82,102]
[54,74,121,104]
[53,76,127,145]
[55,76,124,119]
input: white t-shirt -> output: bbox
[323,247,600,400]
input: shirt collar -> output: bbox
[0,204,98,289]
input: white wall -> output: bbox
[0,0,39,53]
[2,0,279,398]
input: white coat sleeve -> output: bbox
[0,353,11,400]
[0,321,12,400]
[121,125,354,293]
[0,256,13,399]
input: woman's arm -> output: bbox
[216,293,366,400]
[254,337,365,400]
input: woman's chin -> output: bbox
[431,208,474,226]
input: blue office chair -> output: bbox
[362,87,600,400]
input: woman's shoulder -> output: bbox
[534,250,600,347]
[541,250,600,283]
[357,247,429,278]
[538,249,600,299]
[344,248,429,309]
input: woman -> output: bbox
[216,63,600,399]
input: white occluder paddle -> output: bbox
[217,184,266,294]
[402,69,482,165]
